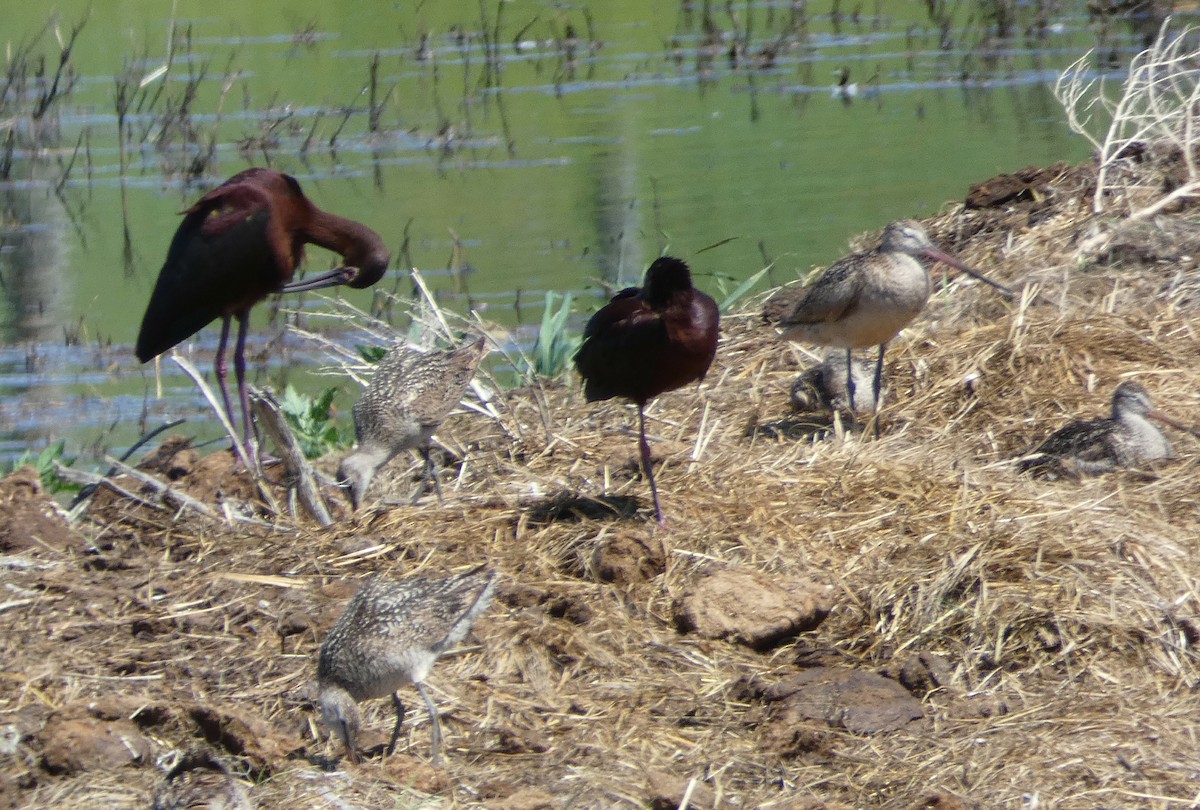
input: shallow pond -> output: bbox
[0,1,1184,467]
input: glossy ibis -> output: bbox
[135,168,390,454]
[574,256,720,524]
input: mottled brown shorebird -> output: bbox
[337,337,487,509]
[151,748,253,810]
[790,348,882,414]
[1017,380,1191,476]
[317,565,498,766]
[573,256,720,525]
[773,220,1012,420]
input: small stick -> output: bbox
[249,388,333,526]
[171,354,255,472]
[56,463,166,513]
[68,418,186,515]
[102,456,223,522]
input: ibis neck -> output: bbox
[305,211,390,287]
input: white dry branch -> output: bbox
[1054,18,1200,218]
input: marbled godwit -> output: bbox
[775,220,1012,420]
[317,566,497,766]
[137,169,389,453]
[573,256,720,525]
[151,748,253,810]
[790,349,882,414]
[1017,380,1190,476]
[337,337,486,510]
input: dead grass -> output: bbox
[4,158,1200,809]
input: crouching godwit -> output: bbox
[1017,380,1193,476]
[573,256,720,525]
[773,220,1012,424]
[790,348,883,414]
[337,337,486,509]
[317,566,498,766]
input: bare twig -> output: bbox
[100,457,223,522]
[1054,19,1200,215]
[249,388,333,526]
[170,354,255,472]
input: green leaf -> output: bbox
[357,344,387,364]
[718,265,772,313]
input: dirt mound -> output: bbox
[4,154,1200,807]
[0,466,83,553]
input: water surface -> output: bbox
[0,0,1179,465]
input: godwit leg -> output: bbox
[415,682,443,766]
[843,349,858,429]
[412,445,445,506]
[873,343,886,413]
[871,342,887,439]
[386,692,406,756]
[637,404,665,525]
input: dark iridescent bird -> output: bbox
[1017,380,1192,476]
[574,256,720,524]
[771,220,1012,421]
[337,337,487,510]
[317,566,497,767]
[136,168,390,452]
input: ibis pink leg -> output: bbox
[637,405,665,525]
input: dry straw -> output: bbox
[7,159,1200,808]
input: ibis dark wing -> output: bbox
[135,190,278,362]
[573,293,669,403]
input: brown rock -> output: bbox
[187,704,303,771]
[758,719,831,758]
[0,779,23,810]
[646,771,716,810]
[760,666,924,735]
[547,596,592,624]
[38,714,151,775]
[951,692,1009,720]
[137,435,198,480]
[379,752,451,793]
[491,724,550,755]
[673,566,833,650]
[897,652,954,696]
[965,163,1068,209]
